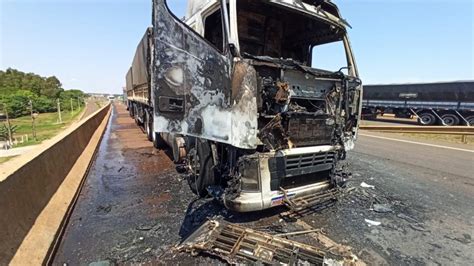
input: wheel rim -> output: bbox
[146,116,151,136]
[466,117,474,125]
[188,146,201,193]
[421,114,434,125]
[442,115,457,126]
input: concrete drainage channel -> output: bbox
[0,103,112,265]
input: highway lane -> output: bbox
[316,133,474,264]
[52,105,474,264]
[356,132,473,186]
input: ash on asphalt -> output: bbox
[52,103,285,265]
[53,103,473,265]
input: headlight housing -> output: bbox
[239,156,260,192]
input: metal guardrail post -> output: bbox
[409,108,422,123]
[430,109,446,126]
[454,110,470,126]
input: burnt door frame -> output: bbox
[152,0,235,141]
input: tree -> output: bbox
[0,93,29,117]
[43,76,63,98]
[0,68,83,117]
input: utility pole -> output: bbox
[3,103,13,145]
[29,100,37,140]
[57,99,63,123]
[70,98,74,116]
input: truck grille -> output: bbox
[285,152,336,171]
[269,151,336,190]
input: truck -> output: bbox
[125,0,362,212]
[362,81,474,126]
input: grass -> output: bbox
[4,106,85,148]
[0,156,17,164]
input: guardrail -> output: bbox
[359,125,474,133]
[359,125,474,143]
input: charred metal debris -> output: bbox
[177,220,327,265]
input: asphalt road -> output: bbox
[328,133,474,264]
[52,104,474,265]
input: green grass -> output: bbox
[5,106,85,147]
[0,156,17,164]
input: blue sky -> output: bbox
[1,0,472,94]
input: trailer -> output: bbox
[126,0,362,212]
[362,81,474,126]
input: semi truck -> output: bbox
[125,0,362,212]
[362,81,474,126]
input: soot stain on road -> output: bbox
[53,103,473,265]
[53,103,206,264]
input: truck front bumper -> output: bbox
[224,181,331,212]
[223,145,340,212]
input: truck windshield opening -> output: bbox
[237,0,345,65]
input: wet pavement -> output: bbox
[53,102,473,265]
[53,103,201,264]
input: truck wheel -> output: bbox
[465,116,474,126]
[418,112,436,125]
[145,111,153,141]
[187,140,215,197]
[153,133,166,149]
[134,106,142,126]
[129,103,134,117]
[440,114,460,126]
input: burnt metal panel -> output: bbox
[152,1,258,149]
[287,115,334,147]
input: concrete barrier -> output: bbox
[0,104,111,264]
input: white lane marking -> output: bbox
[358,133,474,153]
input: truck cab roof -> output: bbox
[185,0,345,26]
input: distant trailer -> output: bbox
[362,81,474,126]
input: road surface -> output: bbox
[53,103,473,265]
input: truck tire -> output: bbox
[134,105,142,125]
[153,132,167,149]
[466,116,474,126]
[187,140,215,197]
[418,112,436,126]
[129,103,134,117]
[440,114,460,126]
[145,111,153,141]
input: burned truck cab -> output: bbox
[152,0,362,212]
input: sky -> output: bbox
[0,0,473,94]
